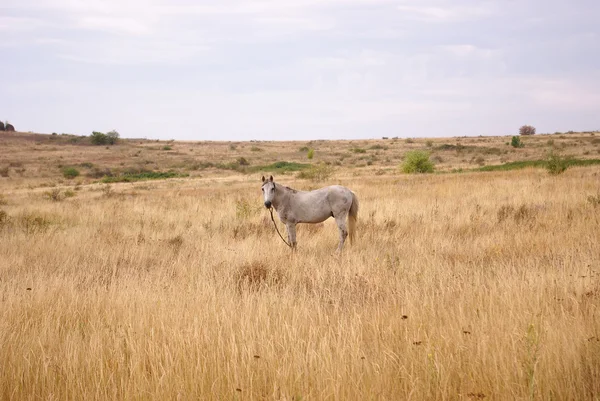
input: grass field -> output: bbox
[1,131,599,400]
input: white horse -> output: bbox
[261,175,359,250]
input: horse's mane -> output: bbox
[275,182,298,194]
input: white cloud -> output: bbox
[396,3,496,22]
[1,0,599,139]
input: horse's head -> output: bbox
[261,175,275,209]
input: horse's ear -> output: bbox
[261,176,266,183]
[269,175,273,182]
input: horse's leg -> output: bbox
[334,214,348,251]
[286,222,297,250]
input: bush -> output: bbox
[511,136,523,148]
[401,151,434,173]
[545,151,570,175]
[519,125,536,136]
[296,163,334,182]
[62,167,80,179]
[237,157,249,166]
[352,148,366,154]
[307,149,314,159]
[162,146,172,150]
[106,130,120,145]
[90,131,108,145]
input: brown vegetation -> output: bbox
[0,130,599,399]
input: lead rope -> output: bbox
[269,208,293,248]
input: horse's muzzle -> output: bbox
[264,201,272,209]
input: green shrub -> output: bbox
[250,146,263,152]
[307,149,314,159]
[545,151,570,175]
[90,131,108,145]
[299,146,309,152]
[162,146,172,151]
[62,167,80,179]
[511,136,523,148]
[401,151,434,173]
[352,148,366,154]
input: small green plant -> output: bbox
[250,146,263,152]
[162,146,172,151]
[62,167,80,179]
[299,146,309,152]
[545,151,570,175]
[352,148,366,154]
[511,136,523,148]
[307,149,314,159]
[401,150,434,173]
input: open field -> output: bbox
[1,131,599,400]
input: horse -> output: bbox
[261,175,359,251]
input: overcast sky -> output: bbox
[1,0,599,140]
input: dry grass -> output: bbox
[0,132,599,400]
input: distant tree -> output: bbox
[519,125,536,136]
[106,130,120,145]
[90,131,108,145]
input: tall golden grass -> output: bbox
[1,162,599,399]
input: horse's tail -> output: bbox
[348,192,359,245]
